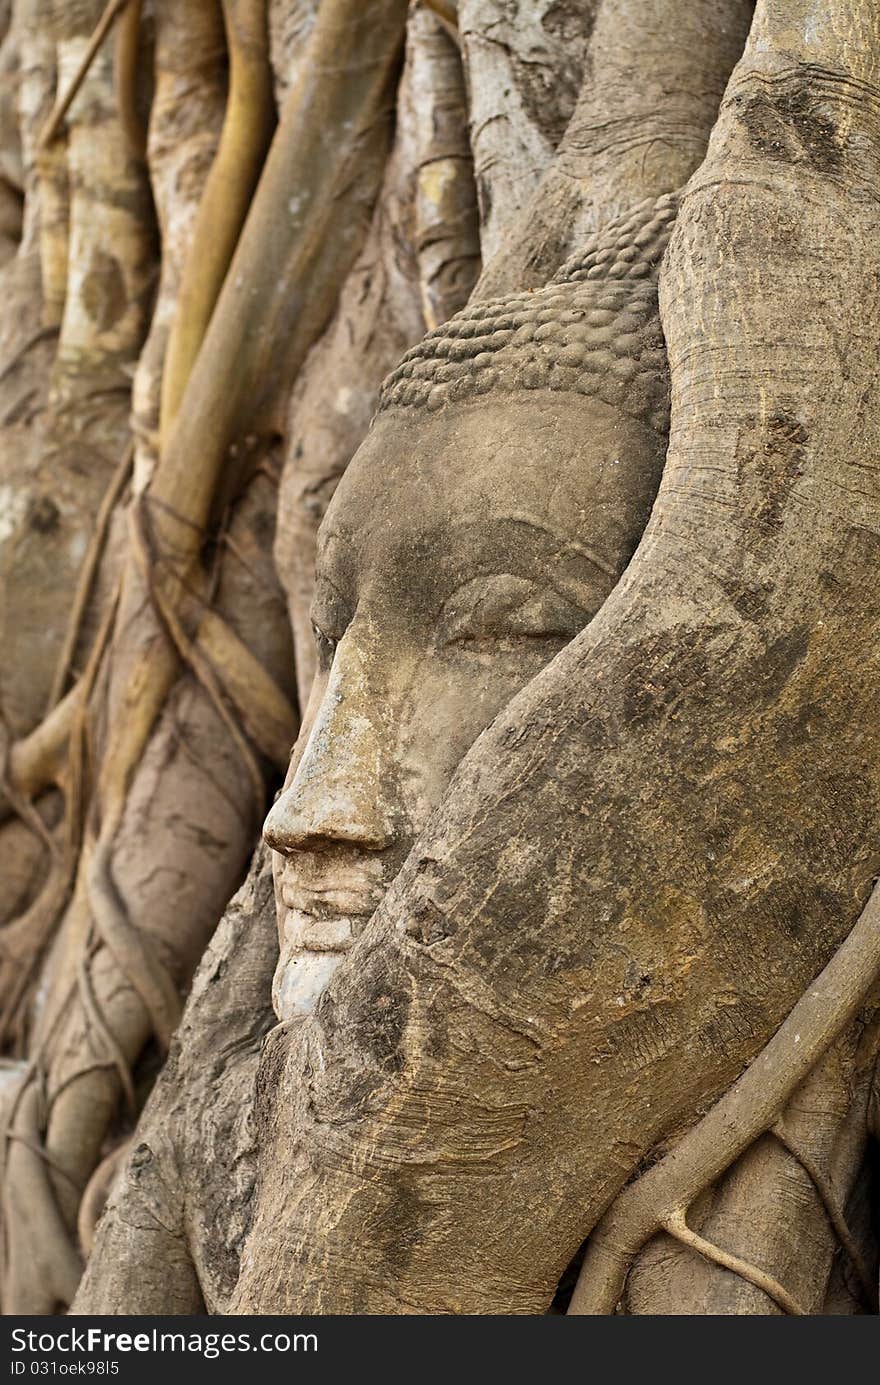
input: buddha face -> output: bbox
[264,393,661,1020]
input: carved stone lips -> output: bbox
[273,862,389,1019]
[279,883,381,920]
[282,908,362,953]
[273,904,379,1022]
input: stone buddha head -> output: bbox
[263,194,677,1022]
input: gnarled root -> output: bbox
[159,0,275,440]
[569,884,880,1313]
[72,846,277,1314]
[623,1011,880,1315]
[475,0,753,298]
[2,1080,82,1313]
[76,1139,131,1258]
[409,5,479,331]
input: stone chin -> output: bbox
[273,948,345,1020]
[273,908,374,1020]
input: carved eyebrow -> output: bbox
[316,524,355,556]
[314,527,356,591]
[491,512,620,580]
[321,510,616,608]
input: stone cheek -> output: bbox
[377,193,678,437]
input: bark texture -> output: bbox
[625,1018,879,1314]
[72,846,277,1314]
[459,0,596,261]
[477,0,754,297]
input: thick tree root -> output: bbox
[159,0,275,439]
[475,0,753,298]
[38,0,135,151]
[1,685,79,817]
[769,1119,878,1310]
[112,0,143,160]
[45,442,132,713]
[76,1138,130,1258]
[0,581,118,1047]
[568,882,880,1314]
[410,6,479,330]
[2,1081,82,1312]
[459,0,595,264]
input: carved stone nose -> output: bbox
[263,640,395,855]
[263,772,394,852]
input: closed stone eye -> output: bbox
[438,574,589,648]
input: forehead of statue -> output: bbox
[320,392,631,564]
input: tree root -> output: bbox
[0,716,59,859]
[159,0,275,440]
[0,584,118,1048]
[77,1138,130,1258]
[131,496,275,812]
[770,1119,878,1311]
[38,0,136,151]
[77,951,136,1114]
[410,5,479,330]
[34,134,69,328]
[46,441,132,714]
[1,1081,81,1313]
[569,879,880,1314]
[87,832,182,1055]
[0,854,76,1053]
[661,1208,807,1314]
[3,684,80,812]
[194,610,297,772]
[0,323,58,387]
[113,0,144,161]
[1,0,406,1313]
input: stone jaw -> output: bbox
[378,192,679,436]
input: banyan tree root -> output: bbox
[112,0,144,161]
[409,5,479,331]
[76,1137,130,1258]
[458,0,596,263]
[20,1,68,329]
[0,0,137,746]
[266,0,318,105]
[0,11,23,262]
[2,1079,83,1313]
[128,0,227,492]
[476,0,754,298]
[158,0,275,441]
[0,0,154,737]
[0,567,120,1050]
[45,441,132,712]
[624,1015,880,1315]
[275,2,465,704]
[568,883,880,1313]
[71,846,278,1315]
[0,0,154,1036]
[50,0,156,395]
[0,0,411,1313]
[230,0,880,1315]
